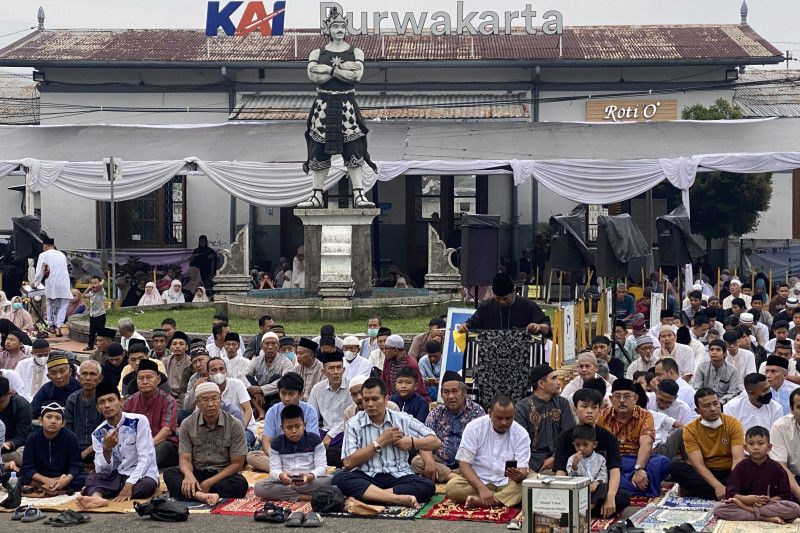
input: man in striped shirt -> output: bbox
[333,377,441,508]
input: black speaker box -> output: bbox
[460,214,500,287]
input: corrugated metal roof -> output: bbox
[0,73,38,125]
[734,70,800,117]
[231,92,529,120]
[0,25,782,65]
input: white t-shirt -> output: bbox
[769,414,800,476]
[647,393,696,425]
[220,378,256,434]
[724,349,757,389]
[764,338,795,354]
[455,415,531,486]
[652,411,677,447]
[222,353,254,384]
[724,394,783,433]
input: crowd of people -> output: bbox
[3,235,800,526]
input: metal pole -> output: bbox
[109,157,116,310]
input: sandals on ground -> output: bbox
[44,509,91,527]
[253,503,289,523]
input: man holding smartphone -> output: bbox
[445,394,531,508]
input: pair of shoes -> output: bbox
[21,507,46,523]
[253,503,289,523]
[285,511,323,528]
[43,510,90,527]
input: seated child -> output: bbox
[567,424,608,515]
[390,367,429,423]
[253,404,331,501]
[713,426,800,524]
[20,402,85,494]
[418,340,443,400]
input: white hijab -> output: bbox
[138,282,163,306]
[161,279,185,303]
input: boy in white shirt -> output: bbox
[568,424,609,513]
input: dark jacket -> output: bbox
[31,378,82,418]
[20,426,85,490]
[0,395,32,450]
[465,296,550,331]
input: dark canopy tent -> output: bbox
[595,214,654,279]
[656,205,706,267]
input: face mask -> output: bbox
[284,352,296,362]
[35,355,48,364]
[209,373,226,385]
[11,302,22,310]
[700,417,723,429]
[757,391,773,405]
[344,350,357,362]
[367,329,379,337]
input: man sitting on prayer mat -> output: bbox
[31,352,80,418]
[445,393,530,508]
[515,364,575,473]
[77,381,159,509]
[163,382,248,506]
[668,387,745,500]
[412,371,484,483]
[333,377,441,508]
[597,378,670,497]
[723,372,783,433]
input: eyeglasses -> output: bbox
[611,393,635,401]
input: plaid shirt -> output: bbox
[425,399,485,465]
[342,408,434,478]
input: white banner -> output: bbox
[561,303,576,362]
[604,288,613,336]
[684,264,694,297]
[650,293,665,328]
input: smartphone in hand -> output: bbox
[505,460,517,471]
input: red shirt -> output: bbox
[380,353,430,401]
[123,388,178,445]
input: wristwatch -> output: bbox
[634,464,642,471]
[372,440,382,453]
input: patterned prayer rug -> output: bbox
[713,519,800,533]
[659,493,718,510]
[422,498,521,524]
[211,489,311,516]
[323,506,419,520]
[629,506,715,531]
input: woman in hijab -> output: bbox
[138,282,163,306]
[6,296,35,332]
[64,289,87,319]
[161,279,185,304]
[192,287,209,303]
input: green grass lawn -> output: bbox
[101,306,434,336]
[94,301,558,336]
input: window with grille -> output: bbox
[113,176,186,248]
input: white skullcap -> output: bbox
[739,312,754,324]
[691,283,702,290]
[659,325,677,335]
[348,375,368,390]
[729,278,742,287]
[195,382,220,397]
[342,336,360,347]
[262,332,279,341]
[385,334,405,349]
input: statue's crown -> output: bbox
[321,6,348,35]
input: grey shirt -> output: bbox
[514,394,576,471]
[65,389,104,450]
[89,288,106,317]
[250,354,294,396]
[692,360,741,405]
[307,378,352,438]
[178,409,248,471]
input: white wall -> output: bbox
[742,171,793,240]
[39,189,96,249]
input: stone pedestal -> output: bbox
[294,208,380,299]
[213,226,252,295]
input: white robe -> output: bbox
[33,249,72,300]
[14,357,49,401]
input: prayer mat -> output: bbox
[53,497,152,514]
[323,505,419,520]
[474,330,533,408]
[591,517,617,532]
[422,497,521,524]
[415,494,445,518]
[659,492,718,510]
[630,506,715,531]
[211,490,311,516]
[714,519,800,533]
[0,490,77,511]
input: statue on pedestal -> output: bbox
[299,6,376,209]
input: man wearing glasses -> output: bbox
[598,379,670,497]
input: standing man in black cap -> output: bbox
[32,233,72,337]
[515,364,575,473]
[459,273,550,334]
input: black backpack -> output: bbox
[311,486,345,513]
[134,496,190,522]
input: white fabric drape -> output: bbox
[2,151,799,210]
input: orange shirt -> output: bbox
[598,405,654,456]
[682,414,744,471]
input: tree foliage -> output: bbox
[680,98,772,240]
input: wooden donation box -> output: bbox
[523,476,591,533]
